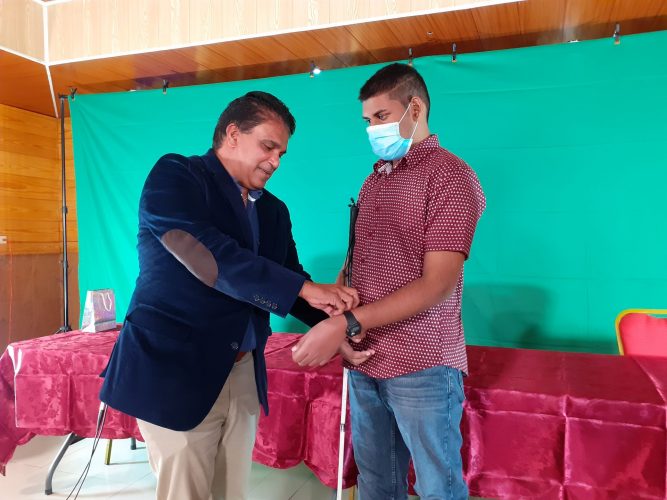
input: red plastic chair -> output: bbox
[615,309,667,357]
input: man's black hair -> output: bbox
[213,91,296,148]
[358,63,430,120]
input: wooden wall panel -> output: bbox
[0,104,77,256]
[368,0,412,19]
[256,0,330,33]
[219,0,258,39]
[329,0,371,23]
[0,252,80,352]
[189,0,225,43]
[0,104,79,350]
[46,0,499,62]
[0,0,44,61]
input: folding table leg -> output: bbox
[45,433,85,495]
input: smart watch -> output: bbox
[343,310,362,338]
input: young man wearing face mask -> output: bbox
[292,63,486,498]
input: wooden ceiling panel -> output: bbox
[610,0,667,36]
[5,1,667,117]
[563,0,667,42]
[49,55,176,105]
[518,0,566,34]
[206,40,271,67]
[611,0,665,20]
[232,37,302,65]
[144,49,212,75]
[322,49,379,69]
[273,30,337,59]
[471,2,523,38]
[564,0,616,29]
[290,28,378,66]
[345,20,405,51]
[425,10,481,42]
[183,45,240,70]
[50,46,220,95]
[51,56,140,84]
[0,50,53,116]
[383,15,441,47]
[50,62,135,98]
[211,61,307,84]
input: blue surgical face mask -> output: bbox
[366,104,418,161]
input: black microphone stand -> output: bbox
[55,93,72,333]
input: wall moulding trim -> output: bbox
[0,44,44,64]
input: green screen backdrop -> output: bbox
[71,31,667,353]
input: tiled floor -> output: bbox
[0,436,362,499]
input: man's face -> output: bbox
[362,92,414,139]
[233,117,289,190]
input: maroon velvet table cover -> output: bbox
[1,330,666,499]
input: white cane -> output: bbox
[336,367,350,500]
[337,198,358,500]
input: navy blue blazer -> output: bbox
[100,149,326,431]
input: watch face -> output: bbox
[347,325,362,337]
[344,311,362,337]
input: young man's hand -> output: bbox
[338,340,374,366]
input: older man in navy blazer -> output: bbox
[100,91,367,500]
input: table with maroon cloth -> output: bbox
[1,330,666,499]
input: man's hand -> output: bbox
[338,340,374,366]
[298,281,359,316]
[292,316,347,367]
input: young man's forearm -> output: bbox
[348,250,464,331]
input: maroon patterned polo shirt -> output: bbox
[346,134,485,378]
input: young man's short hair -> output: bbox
[358,63,431,120]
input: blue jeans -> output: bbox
[349,365,467,500]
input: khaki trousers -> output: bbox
[137,353,260,500]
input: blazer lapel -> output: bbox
[199,150,253,249]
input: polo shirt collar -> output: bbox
[372,134,441,174]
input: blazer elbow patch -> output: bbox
[161,229,218,287]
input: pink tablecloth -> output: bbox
[1,330,666,498]
[0,331,142,465]
[0,330,356,487]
